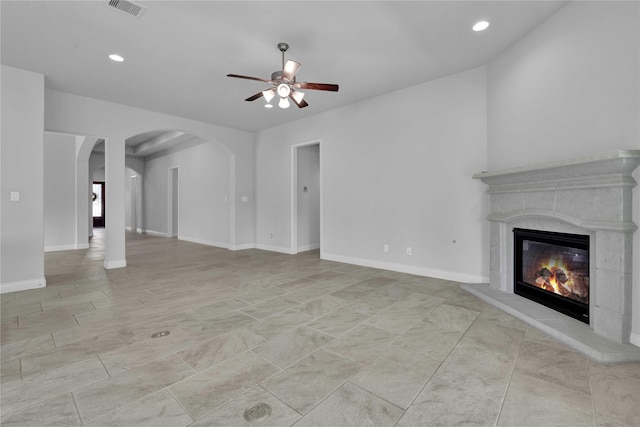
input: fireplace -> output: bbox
[513,228,589,323]
[471,150,640,346]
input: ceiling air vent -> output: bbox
[107,0,146,19]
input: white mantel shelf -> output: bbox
[473,150,640,183]
[469,150,640,359]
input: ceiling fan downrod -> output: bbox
[277,42,289,70]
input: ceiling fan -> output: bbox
[227,42,339,109]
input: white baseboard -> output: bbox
[229,243,255,251]
[630,332,640,348]
[136,228,143,233]
[125,226,132,231]
[297,243,320,252]
[321,252,489,284]
[104,259,127,269]
[44,244,78,252]
[77,243,90,249]
[144,229,168,237]
[178,235,229,249]
[254,243,295,255]
[1,277,47,294]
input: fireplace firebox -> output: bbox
[513,228,589,324]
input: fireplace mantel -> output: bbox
[467,150,640,362]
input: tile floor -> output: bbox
[1,231,639,426]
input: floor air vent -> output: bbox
[107,0,146,19]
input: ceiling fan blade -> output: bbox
[227,74,270,83]
[295,82,339,92]
[244,92,263,102]
[282,60,301,81]
[289,93,309,108]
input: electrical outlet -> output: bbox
[406,247,412,255]
[383,244,389,253]
[270,233,273,239]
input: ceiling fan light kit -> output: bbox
[227,42,339,110]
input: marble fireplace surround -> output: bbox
[464,150,640,363]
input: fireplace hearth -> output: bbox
[513,228,589,323]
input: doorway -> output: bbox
[92,181,105,228]
[291,141,321,254]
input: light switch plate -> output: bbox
[10,192,19,201]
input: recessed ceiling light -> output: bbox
[109,53,124,62]
[473,21,490,32]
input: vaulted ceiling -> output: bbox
[2,1,567,133]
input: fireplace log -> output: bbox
[537,268,552,281]
[569,273,589,298]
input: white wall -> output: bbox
[44,90,256,251]
[144,142,230,247]
[487,1,639,170]
[486,1,640,345]
[44,132,77,251]
[297,144,320,251]
[1,65,46,292]
[255,67,488,282]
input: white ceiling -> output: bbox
[2,1,568,135]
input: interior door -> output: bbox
[92,181,105,228]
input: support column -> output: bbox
[104,137,127,269]
[75,157,90,249]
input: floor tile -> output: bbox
[0,358,21,383]
[1,333,55,361]
[497,371,595,426]
[263,349,361,413]
[253,326,333,369]
[0,392,81,427]
[186,298,250,322]
[345,293,395,316]
[324,324,398,364]
[514,339,591,394]
[589,361,640,426]
[283,285,331,303]
[99,328,198,375]
[1,357,108,416]
[73,354,194,423]
[293,382,403,427]
[0,302,43,319]
[365,293,445,334]
[394,320,464,362]
[329,284,373,303]
[17,308,79,330]
[307,307,369,337]
[296,295,347,317]
[115,312,202,344]
[190,386,301,426]
[182,311,256,338]
[170,351,279,420]
[178,328,265,372]
[85,390,193,427]
[240,296,300,320]
[350,346,439,409]
[455,319,525,364]
[434,345,515,402]
[421,303,480,332]
[396,378,501,427]
[21,331,126,377]
[247,309,315,340]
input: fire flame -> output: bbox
[540,258,572,295]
